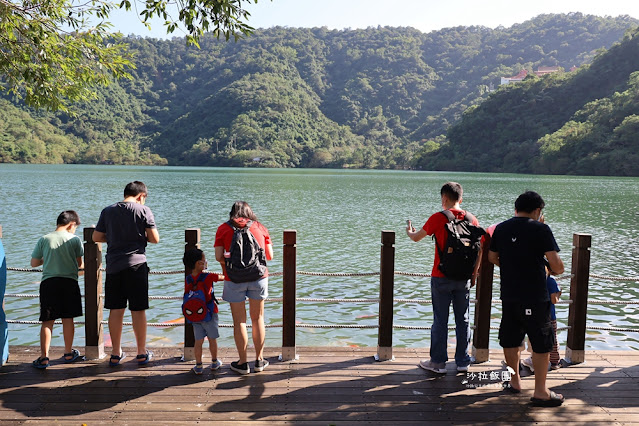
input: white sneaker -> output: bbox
[418,359,447,374]
[457,365,469,373]
[522,357,534,372]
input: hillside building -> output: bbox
[500,66,562,85]
[500,69,528,85]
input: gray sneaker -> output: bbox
[254,359,269,372]
[419,359,447,374]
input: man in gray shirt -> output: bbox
[94,181,160,366]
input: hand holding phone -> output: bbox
[406,219,414,232]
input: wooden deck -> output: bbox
[1,347,638,425]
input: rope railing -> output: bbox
[9,294,637,306]
[19,319,635,333]
[9,267,636,283]
[3,229,638,362]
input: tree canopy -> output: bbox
[0,0,260,111]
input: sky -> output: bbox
[106,0,639,40]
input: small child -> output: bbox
[30,211,84,368]
[522,274,562,371]
[182,248,224,375]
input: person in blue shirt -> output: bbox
[522,274,562,371]
[0,234,8,367]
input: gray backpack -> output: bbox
[225,220,267,283]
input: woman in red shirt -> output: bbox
[215,201,273,375]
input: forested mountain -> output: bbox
[417,26,639,175]
[1,13,638,174]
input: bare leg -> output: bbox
[108,308,125,356]
[249,299,265,361]
[194,339,204,364]
[40,320,54,363]
[532,351,561,400]
[61,318,75,355]
[503,346,522,390]
[208,337,218,361]
[230,301,248,364]
[131,310,147,356]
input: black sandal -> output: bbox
[108,352,126,367]
[33,357,50,369]
[63,348,82,363]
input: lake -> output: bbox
[1,164,638,350]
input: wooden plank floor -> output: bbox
[1,346,638,425]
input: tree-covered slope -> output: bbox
[2,13,638,173]
[0,99,83,163]
[417,26,639,175]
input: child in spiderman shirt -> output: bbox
[182,248,224,375]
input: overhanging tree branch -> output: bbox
[0,0,264,110]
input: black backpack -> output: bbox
[225,220,267,283]
[433,210,485,281]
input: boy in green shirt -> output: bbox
[30,211,84,368]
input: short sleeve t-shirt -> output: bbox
[546,276,560,320]
[489,217,560,303]
[95,201,157,274]
[423,209,480,278]
[31,231,84,281]
[214,219,271,279]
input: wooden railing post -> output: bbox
[281,230,298,361]
[183,228,200,361]
[565,233,591,364]
[83,227,105,359]
[472,235,494,363]
[376,231,395,361]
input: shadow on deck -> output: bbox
[1,347,638,424]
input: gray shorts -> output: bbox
[222,277,268,303]
[192,314,219,340]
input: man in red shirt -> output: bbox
[406,182,481,374]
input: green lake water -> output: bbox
[1,164,638,350]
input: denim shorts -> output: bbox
[192,314,219,340]
[222,277,268,303]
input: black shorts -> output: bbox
[104,263,149,311]
[39,277,83,321]
[499,301,555,354]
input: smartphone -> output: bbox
[406,219,413,231]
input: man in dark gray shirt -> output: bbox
[489,191,565,407]
[94,181,160,366]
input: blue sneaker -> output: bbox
[192,363,204,375]
[210,359,223,370]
